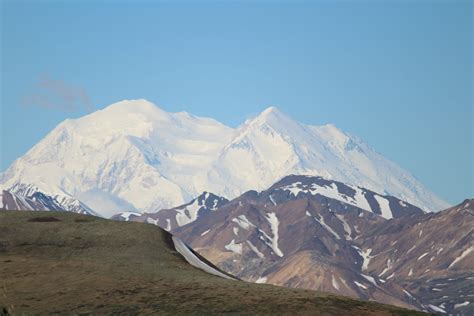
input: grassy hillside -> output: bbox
[0,211,428,315]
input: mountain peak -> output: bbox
[101,99,169,117]
[246,106,297,130]
[257,106,284,120]
[260,106,280,115]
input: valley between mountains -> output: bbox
[0,100,472,315]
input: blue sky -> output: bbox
[1,1,472,204]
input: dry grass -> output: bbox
[0,211,428,315]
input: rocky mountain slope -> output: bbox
[128,176,471,315]
[121,175,424,229]
[0,99,448,217]
[112,191,229,231]
[0,211,425,315]
[359,199,473,315]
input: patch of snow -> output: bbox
[212,198,219,210]
[200,229,210,236]
[428,304,446,313]
[374,195,393,219]
[119,211,142,220]
[313,215,340,239]
[408,268,413,276]
[379,259,392,276]
[282,182,303,196]
[354,225,360,234]
[448,246,474,269]
[339,277,348,288]
[175,198,203,226]
[231,215,255,230]
[454,301,470,309]
[246,240,264,259]
[146,217,159,225]
[335,214,352,240]
[265,212,284,257]
[386,273,395,280]
[332,275,340,290]
[403,289,414,299]
[165,219,171,231]
[361,274,377,286]
[172,236,235,280]
[233,227,239,235]
[379,267,389,276]
[407,244,416,254]
[352,246,372,271]
[256,276,267,284]
[282,181,375,214]
[269,195,277,206]
[354,281,368,290]
[224,239,242,255]
[417,252,429,260]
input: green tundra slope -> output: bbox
[0,211,428,315]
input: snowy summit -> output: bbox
[0,99,449,217]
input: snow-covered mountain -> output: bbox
[1,183,97,215]
[0,99,448,217]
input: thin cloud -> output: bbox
[21,75,93,112]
